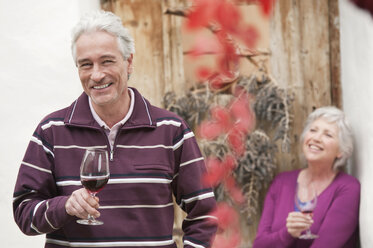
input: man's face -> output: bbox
[75,31,132,108]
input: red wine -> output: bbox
[81,176,109,193]
[302,210,313,214]
[301,210,314,217]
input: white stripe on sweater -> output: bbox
[141,95,153,125]
[54,145,107,150]
[68,99,78,124]
[184,240,206,248]
[180,157,204,167]
[41,121,65,130]
[99,202,174,209]
[56,180,81,187]
[22,162,52,174]
[185,215,218,221]
[56,178,172,187]
[46,238,175,247]
[13,190,37,202]
[116,131,195,151]
[173,132,194,150]
[117,144,173,150]
[182,192,215,205]
[44,201,58,230]
[108,178,172,184]
[30,200,46,234]
[30,136,54,157]
[156,120,181,127]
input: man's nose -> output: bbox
[90,65,105,82]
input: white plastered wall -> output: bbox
[0,0,99,247]
[339,0,373,247]
[1,0,373,247]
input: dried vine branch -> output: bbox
[165,6,271,68]
[240,75,294,152]
[163,75,293,224]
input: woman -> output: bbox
[253,106,360,248]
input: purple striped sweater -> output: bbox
[13,88,217,248]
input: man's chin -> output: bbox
[91,96,113,107]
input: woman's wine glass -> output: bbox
[294,183,318,239]
[77,149,110,225]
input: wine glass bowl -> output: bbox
[77,149,110,225]
[294,183,318,239]
[81,175,109,194]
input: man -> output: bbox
[13,10,217,248]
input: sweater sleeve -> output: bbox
[252,174,296,248]
[171,123,217,248]
[13,123,74,235]
[310,177,360,248]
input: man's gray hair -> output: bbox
[71,10,135,63]
[300,106,354,170]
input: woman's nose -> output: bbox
[312,131,322,141]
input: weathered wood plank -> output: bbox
[101,0,187,107]
[270,0,333,173]
[329,0,342,108]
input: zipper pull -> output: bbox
[110,150,114,161]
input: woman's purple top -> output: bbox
[253,169,360,248]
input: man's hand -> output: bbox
[65,188,100,219]
[286,211,313,238]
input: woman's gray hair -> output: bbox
[71,10,135,63]
[300,106,353,170]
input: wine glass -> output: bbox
[294,183,318,239]
[77,149,110,225]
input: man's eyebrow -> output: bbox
[77,58,91,64]
[77,55,117,65]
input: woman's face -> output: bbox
[302,118,342,167]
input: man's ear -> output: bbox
[127,54,133,74]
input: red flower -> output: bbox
[186,0,220,30]
[211,107,232,132]
[189,35,223,57]
[199,121,224,140]
[203,157,226,187]
[239,25,259,48]
[196,66,213,80]
[215,0,242,34]
[230,93,255,134]
[199,90,255,153]
[222,154,237,171]
[258,0,275,16]
[210,202,239,230]
[224,175,245,204]
[227,128,246,156]
[203,155,237,187]
[207,71,237,90]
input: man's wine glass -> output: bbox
[294,183,318,239]
[77,149,110,225]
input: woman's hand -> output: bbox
[286,211,313,238]
[65,188,100,219]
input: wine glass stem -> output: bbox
[87,214,95,222]
[88,192,97,222]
